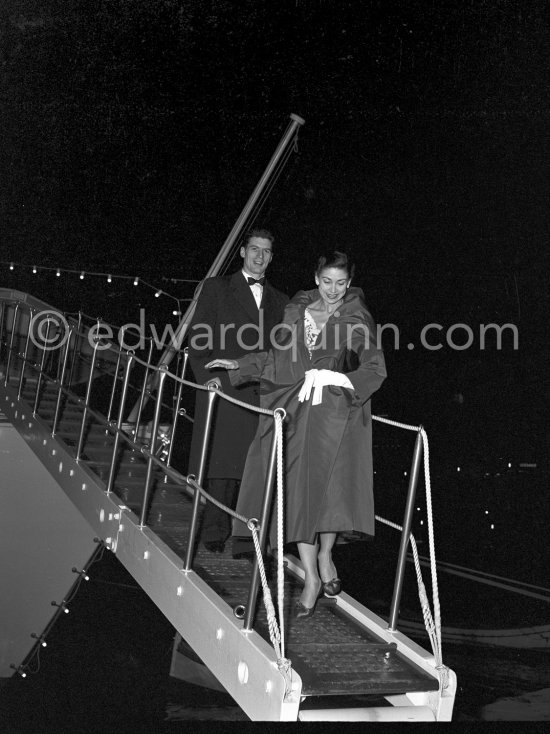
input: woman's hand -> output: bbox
[205,358,239,370]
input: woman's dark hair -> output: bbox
[315,251,355,279]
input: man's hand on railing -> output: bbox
[205,359,239,370]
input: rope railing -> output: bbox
[186,409,291,688]
[373,414,447,690]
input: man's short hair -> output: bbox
[243,227,275,248]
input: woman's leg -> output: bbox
[317,532,338,582]
[297,539,321,608]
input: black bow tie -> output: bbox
[247,276,265,286]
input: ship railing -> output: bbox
[0,293,444,680]
[0,295,285,647]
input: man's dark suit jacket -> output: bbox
[187,270,288,480]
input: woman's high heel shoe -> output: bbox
[294,584,322,620]
[322,578,342,597]
[294,599,317,620]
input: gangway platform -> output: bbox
[0,291,456,721]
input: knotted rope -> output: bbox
[186,409,292,692]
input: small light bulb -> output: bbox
[80,271,85,280]
[33,265,37,274]
[134,277,139,286]
[457,466,461,472]
[107,274,112,283]
[56,269,60,277]
[155,290,161,298]
[10,262,14,270]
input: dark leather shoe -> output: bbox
[204,541,225,553]
[322,578,342,596]
[294,600,316,620]
[294,584,322,620]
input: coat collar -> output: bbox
[283,286,369,326]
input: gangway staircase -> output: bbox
[0,290,456,721]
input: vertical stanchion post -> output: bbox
[76,332,100,461]
[33,315,52,415]
[4,303,20,386]
[388,429,424,631]
[107,353,134,494]
[132,339,154,441]
[164,347,188,472]
[184,387,217,571]
[67,312,82,390]
[17,308,34,400]
[52,326,74,437]
[0,300,5,363]
[243,415,279,631]
[107,332,125,426]
[139,365,168,526]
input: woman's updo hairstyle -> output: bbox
[315,251,355,280]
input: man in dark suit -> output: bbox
[187,228,288,557]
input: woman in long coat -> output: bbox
[206,252,386,618]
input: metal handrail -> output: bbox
[388,430,424,631]
[0,291,429,637]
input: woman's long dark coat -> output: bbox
[231,287,387,546]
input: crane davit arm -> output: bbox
[126,113,305,423]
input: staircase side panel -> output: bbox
[0,423,97,677]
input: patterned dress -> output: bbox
[304,308,321,357]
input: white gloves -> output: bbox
[297,369,354,405]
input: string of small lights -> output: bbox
[1,260,198,316]
[9,540,106,678]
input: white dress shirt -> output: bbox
[243,271,263,308]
